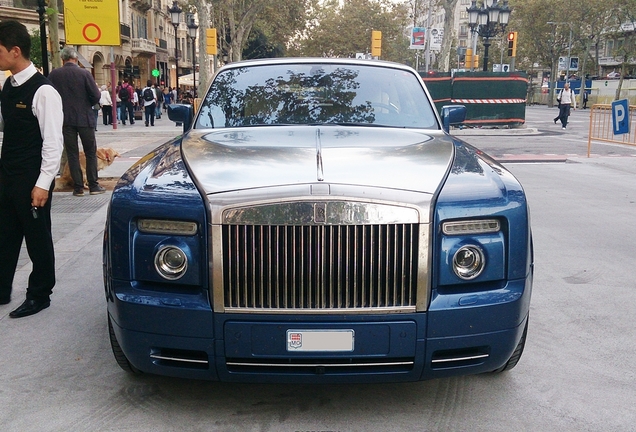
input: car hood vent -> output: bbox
[181,126,454,195]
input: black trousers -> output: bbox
[144,102,156,126]
[0,173,55,301]
[122,101,135,124]
[102,105,113,125]
[63,125,99,191]
[555,104,571,127]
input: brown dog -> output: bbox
[59,147,120,187]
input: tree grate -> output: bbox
[51,193,111,214]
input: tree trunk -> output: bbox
[439,0,458,71]
[578,39,590,108]
[47,3,62,69]
[195,0,210,95]
[615,58,627,101]
[548,57,558,108]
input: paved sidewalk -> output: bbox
[95,115,184,179]
[11,116,184,277]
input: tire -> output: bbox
[108,315,143,375]
[491,318,528,373]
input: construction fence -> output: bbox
[587,104,636,157]
[421,71,528,127]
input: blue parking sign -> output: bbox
[612,99,629,135]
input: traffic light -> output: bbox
[206,28,218,55]
[473,54,479,69]
[371,30,382,57]
[507,31,518,57]
[465,48,472,69]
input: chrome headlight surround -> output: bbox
[154,245,188,280]
[442,219,500,235]
[452,244,485,280]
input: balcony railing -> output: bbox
[599,56,636,66]
[132,38,157,55]
[129,0,152,12]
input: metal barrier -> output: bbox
[587,104,636,157]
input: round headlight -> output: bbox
[452,245,485,280]
[155,246,188,280]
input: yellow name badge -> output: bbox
[16,103,27,109]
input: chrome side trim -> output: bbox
[431,353,489,363]
[416,225,430,312]
[211,225,225,313]
[150,354,209,365]
[226,360,415,368]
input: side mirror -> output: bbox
[167,104,194,134]
[440,105,466,133]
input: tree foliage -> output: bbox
[30,29,42,69]
[290,0,410,62]
[208,0,311,62]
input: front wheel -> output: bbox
[108,315,143,375]
[491,319,528,373]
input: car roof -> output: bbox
[216,57,417,74]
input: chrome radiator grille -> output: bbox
[222,224,418,311]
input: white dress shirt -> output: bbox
[560,88,576,109]
[0,63,64,190]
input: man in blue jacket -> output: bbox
[48,46,105,196]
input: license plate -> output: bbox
[286,329,354,352]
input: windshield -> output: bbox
[195,63,439,130]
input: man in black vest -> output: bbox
[48,46,104,196]
[0,21,64,318]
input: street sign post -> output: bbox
[612,99,629,135]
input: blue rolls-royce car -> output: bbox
[104,58,533,383]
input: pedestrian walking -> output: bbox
[0,20,64,318]
[141,79,157,127]
[100,84,113,125]
[118,78,135,125]
[553,82,576,130]
[163,86,173,110]
[154,84,163,119]
[48,46,105,196]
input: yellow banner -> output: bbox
[64,0,121,46]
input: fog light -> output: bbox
[453,245,485,280]
[155,246,188,280]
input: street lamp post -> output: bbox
[187,14,198,98]
[168,1,182,99]
[36,0,49,76]
[467,0,511,72]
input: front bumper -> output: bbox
[107,277,530,383]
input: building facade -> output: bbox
[0,0,194,90]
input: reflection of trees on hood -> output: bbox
[203,67,376,127]
[450,144,484,175]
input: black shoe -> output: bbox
[73,189,85,197]
[145,122,149,127]
[90,185,106,195]
[0,296,10,305]
[9,298,50,318]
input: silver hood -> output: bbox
[181,126,454,195]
